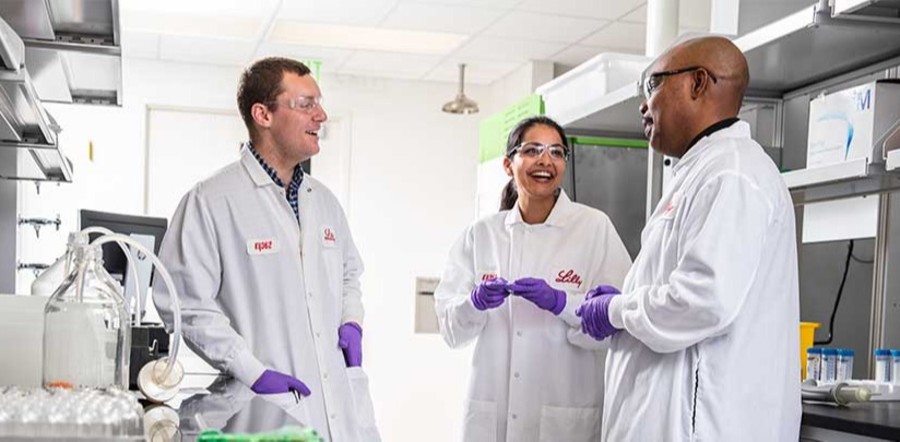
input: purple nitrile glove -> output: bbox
[507,277,566,315]
[471,277,510,311]
[338,322,363,367]
[251,369,311,396]
[575,288,621,341]
[584,284,621,300]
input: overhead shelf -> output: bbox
[832,0,900,22]
[0,141,72,182]
[0,63,71,182]
[782,159,900,204]
[553,81,645,135]
[0,0,121,106]
[735,2,900,97]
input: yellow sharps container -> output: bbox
[800,322,820,379]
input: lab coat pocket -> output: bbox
[538,405,600,442]
[463,399,497,442]
[347,367,381,442]
[258,392,312,426]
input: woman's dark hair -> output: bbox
[499,116,568,211]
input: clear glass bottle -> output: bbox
[42,244,130,389]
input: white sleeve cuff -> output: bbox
[609,295,626,330]
[229,348,267,387]
[557,293,584,328]
[459,295,488,322]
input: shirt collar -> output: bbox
[241,141,304,189]
[504,189,575,228]
[673,119,751,174]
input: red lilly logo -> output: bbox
[481,273,498,282]
[555,269,582,288]
[323,228,336,243]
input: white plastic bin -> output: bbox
[536,52,651,127]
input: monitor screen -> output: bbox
[79,210,167,321]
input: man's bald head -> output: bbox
[639,36,750,158]
[661,36,749,115]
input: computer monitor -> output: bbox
[78,209,167,322]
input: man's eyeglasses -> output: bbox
[510,142,569,161]
[642,66,718,99]
[272,95,324,113]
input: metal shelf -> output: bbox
[782,159,900,204]
[832,0,900,23]
[0,68,72,183]
[0,142,72,182]
[555,81,645,136]
[735,2,900,97]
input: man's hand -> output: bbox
[575,285,622,340]
[251,369,311,396]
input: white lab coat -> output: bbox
[154,147,379,442]
[602,121,801,441]
[435,192,632,442]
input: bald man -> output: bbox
[577,37,801,440]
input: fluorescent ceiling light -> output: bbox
[123,12,263,40]
[270,21,467,55]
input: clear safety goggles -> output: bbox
[276,95,325,113]
[510,142,569,161]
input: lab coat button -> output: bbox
[514,372,520,379]
[516,331,522,337]
[511,413,517,419]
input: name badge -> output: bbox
[247,238,279,255]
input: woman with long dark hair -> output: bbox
[434,116,632,442]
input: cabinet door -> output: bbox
[567,144,647,259]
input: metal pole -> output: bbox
[646,0,680,57]
[868,193,890,377]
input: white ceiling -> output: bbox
[120,0,711,85]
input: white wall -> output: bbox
[17,56,505,441]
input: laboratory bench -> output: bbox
[802,402,900,441]
[143,374,322,441]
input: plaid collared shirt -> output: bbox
[246,142,304,223]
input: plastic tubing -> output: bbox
[90,233,182,383]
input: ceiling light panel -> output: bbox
[379,2,505,34]
[484,11,608,44]
[270,22,467,55]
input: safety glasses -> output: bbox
[641,66,717,100]
[510,142,569,161]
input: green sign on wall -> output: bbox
[478,94,544,163]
